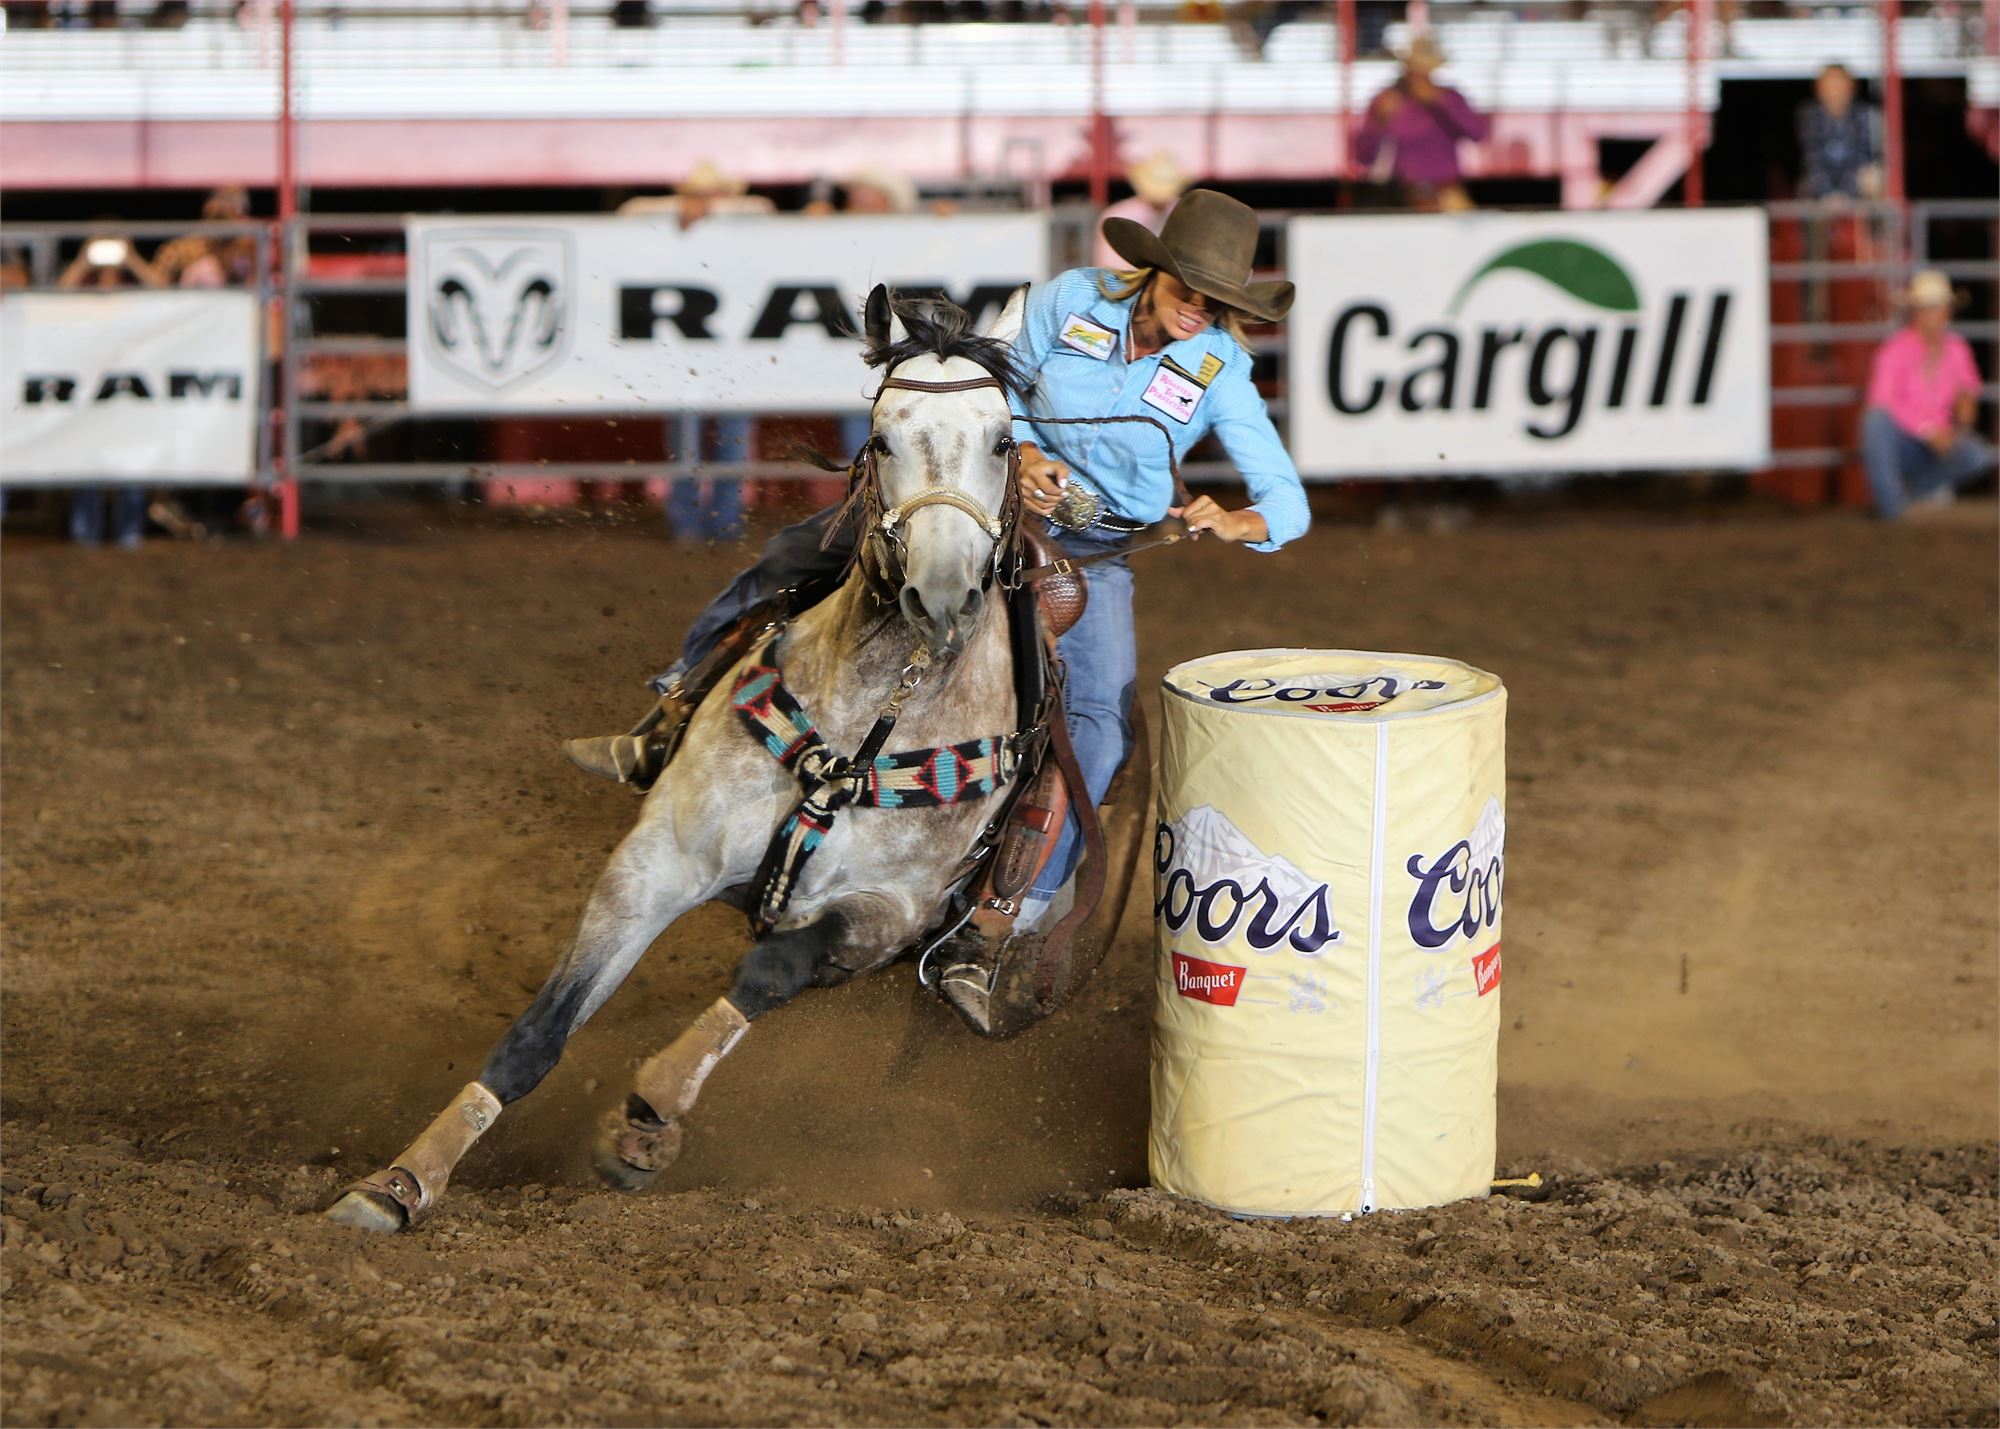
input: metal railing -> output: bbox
[3,199,1994,518]
[1764,197,2000,475]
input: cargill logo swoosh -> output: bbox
[1447,238,1641,316]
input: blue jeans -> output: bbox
[1029,527,1134,900]
[666,414,750,541]
[660,508,1136,899]
[69,485,147,547]
[1862,407,1996,520]
[839,412,872,467]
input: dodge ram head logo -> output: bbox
[422,230,571,392]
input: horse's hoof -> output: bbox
[325,1189,406,1234]
[593,1105,681,1191]
[592,1142,660,1192]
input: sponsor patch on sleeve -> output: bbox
[1058,313,1117,360]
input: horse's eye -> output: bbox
[992,435,1017,458]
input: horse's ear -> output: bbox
[983,283,1030,346]
[863,284,893,346]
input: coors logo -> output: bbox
[1407,796,1505,949]
[1156,806,1341,955]
[1196,671,1448,711]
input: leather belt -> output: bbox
[1080,510,1148,535]
[1049,472,1148,537]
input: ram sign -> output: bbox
[407,213,1046,413]
[0,290,261,482]
[1285,210,1770,476]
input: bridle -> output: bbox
[856,372,1022,594]
[847,365,1200,603]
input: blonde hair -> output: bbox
[1097,266,1252,346]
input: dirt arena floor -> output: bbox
[3,491,1996,1427]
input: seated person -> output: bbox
[1862,270,1996,519]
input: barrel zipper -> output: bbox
[1360,722,1388,1213]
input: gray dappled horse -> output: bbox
[327,287,1039,1232]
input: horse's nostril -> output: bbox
[898,587,930,630]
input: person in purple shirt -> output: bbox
[1354,34,1489,212]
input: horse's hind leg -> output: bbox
[594,915,847,1191]
[327,823,700,1233]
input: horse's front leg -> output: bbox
[593,910,866,1190]
[326,816,709,1233]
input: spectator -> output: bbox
[1092,151,1186,271]
[824,168,921,474]
[843,166,920,216]
[1354,35,1489,212]
[1229,0,1314,58]
[58,234,164,548]
[624,162,774,543]
[154,186,259,288]
[1795,64,1883,337]
[1861,270,1995,520]
[1797,63,1883,202]
[0,246,30,291]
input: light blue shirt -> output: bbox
[1011,267,1310,553]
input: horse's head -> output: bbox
[859,283,1030,659]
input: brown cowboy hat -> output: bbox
[1101,188,1293,323]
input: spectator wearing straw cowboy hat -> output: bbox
[1091,151,1188,272]
[1354,33,1488,212]
[622,162,775,543]
[566,192,1308,1016]
[1861,270,1996,519]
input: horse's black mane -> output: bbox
[865,293,1033,399]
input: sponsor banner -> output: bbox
[407,214,1047,413]
[1286,210,1770,476]
[1152,648,1505,1217]
[0,291,260,483]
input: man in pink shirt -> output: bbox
[1862,270,1995,519]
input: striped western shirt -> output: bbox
[1011,267,1311,553]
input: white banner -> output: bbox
[407,214,1047,413]
[1,291,261,483]
[1286,210,1770,476]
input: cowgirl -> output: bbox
[567,189,1310,932]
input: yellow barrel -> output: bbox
[1150,649,1506,1217]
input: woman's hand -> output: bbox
[1017,443,1070,517]
[1171,495,1268,545]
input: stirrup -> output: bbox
[562,688,691,791]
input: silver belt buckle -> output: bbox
[1051,476,1105,533]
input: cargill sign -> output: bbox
[1286,210,1770,477]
